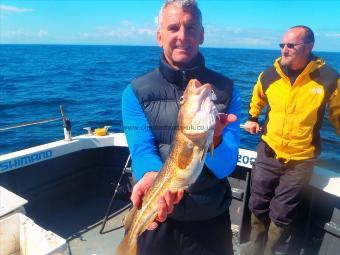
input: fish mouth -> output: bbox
[182,89,218,136]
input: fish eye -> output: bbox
[179,96,184,105]
[210,90,217,101]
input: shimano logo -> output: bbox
[0,150,53,173]
[310,87,323,95]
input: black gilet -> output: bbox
[131,53,234,221]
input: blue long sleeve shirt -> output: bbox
[122,84,241,180]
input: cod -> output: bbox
[117,79,218,255]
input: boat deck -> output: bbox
[67,201,129,255]
[32,184,242,255]
[1,138,338,255]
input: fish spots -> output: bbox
[177,142,193,169]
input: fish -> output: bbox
[116,79,218,255]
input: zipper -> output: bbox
[182,70,187,88]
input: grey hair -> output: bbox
[157,0,202,30]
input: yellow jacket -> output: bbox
[249,56,339,162]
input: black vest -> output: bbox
[131,53,234,220]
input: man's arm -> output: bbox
[248,72,267,122]
[244,73,267,134]
[328,78,340,135]
[205,87,241,178]
[122,84,183,229]
[121,84,163,180]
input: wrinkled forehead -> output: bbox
[282,28,307,42]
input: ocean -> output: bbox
[0,45,339,159]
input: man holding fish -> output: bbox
[121,0,241,254]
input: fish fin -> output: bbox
[192,109,216,131]
[123,206,137,233]
[118,208,156,255]
[209,143,214,157]
[200,145,208,163]
[139,212,158,234]
[117,207,138,255]
[116,234,137,255]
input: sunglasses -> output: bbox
[279,42,312,49]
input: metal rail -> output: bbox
[240,124,340,145]
[0,117,338,145]
[0,117,62,132]
[0,105,72,141]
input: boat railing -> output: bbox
[1,110,339,146]
[240,123,340,145]
[0,105,72,142]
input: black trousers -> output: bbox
[249,141,315,225]
[137,210,234,255]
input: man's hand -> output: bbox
[130,171,157,208]
[130,171,184,230]
[244,120,261,134]
[213,113,237,146]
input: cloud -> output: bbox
[222,27,244,34]
[120,20,132,26]
[1,29,50,43]
[79,20,157,43]
[230,37,273,46]
[111,20,156,38]
[324,33,340,38]
[0,5,33,12]
[204,24,280,48]
[137,28,154,36]
[80,32,90,38]
[1,29,27,38]
[37,29,48,38]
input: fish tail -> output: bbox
[116,234,137,255]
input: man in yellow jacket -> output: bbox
[242,25,339,255]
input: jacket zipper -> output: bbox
[182,70,187,88]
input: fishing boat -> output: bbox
[0,111,339,255]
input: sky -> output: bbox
[1,0,340,52]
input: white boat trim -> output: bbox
[310,166,340,198]
[0,186,28,218]
[0,134,123,173]
[0,132,339,197]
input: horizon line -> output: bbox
[1,43,339,53]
